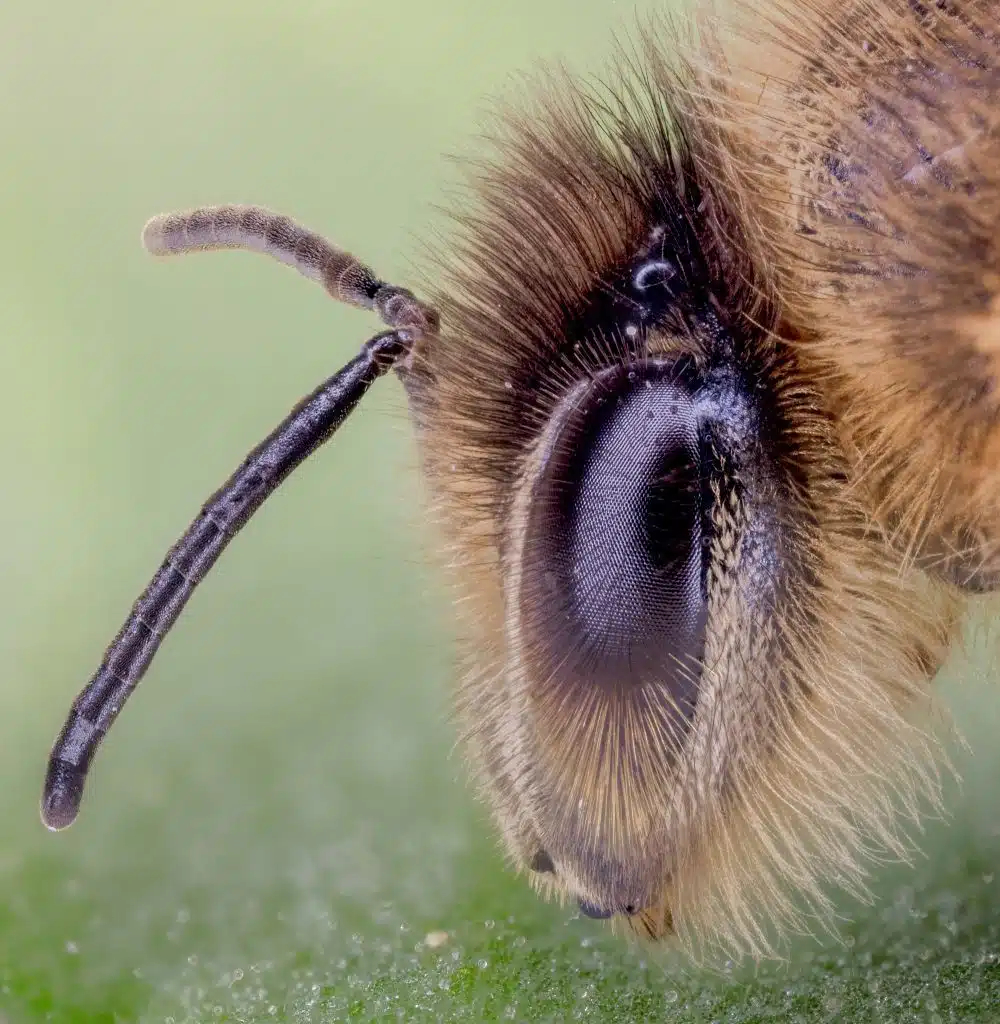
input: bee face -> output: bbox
[41,0,997,960]
[402,46,960,950]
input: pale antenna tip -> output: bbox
[40,759,84,831]
[141,214,171,256]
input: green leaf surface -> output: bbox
[1,1,999,1020]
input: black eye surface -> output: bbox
[519,360,706,720]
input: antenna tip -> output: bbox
[141,214,171,255]
[41,759,85,831]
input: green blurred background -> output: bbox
[1,1,1000,1021]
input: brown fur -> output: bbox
[716,0,1000,586]
[400,4,981,958]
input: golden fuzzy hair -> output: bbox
[717,0,1000,593]
[786,0,1000,591]
[399,0,995,958]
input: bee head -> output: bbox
[401,42,958,954]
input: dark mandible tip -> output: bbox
[578,899,614,920]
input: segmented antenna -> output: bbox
[142,205,436,332]
[40,206,438,831]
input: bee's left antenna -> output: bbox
[40,206,438,831]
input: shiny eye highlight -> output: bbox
[518,360,706,724]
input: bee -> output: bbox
[40,0,1000,959]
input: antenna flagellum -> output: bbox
[40,207,438,831]
[142,205,437,333]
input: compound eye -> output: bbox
[519,362,707,723]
